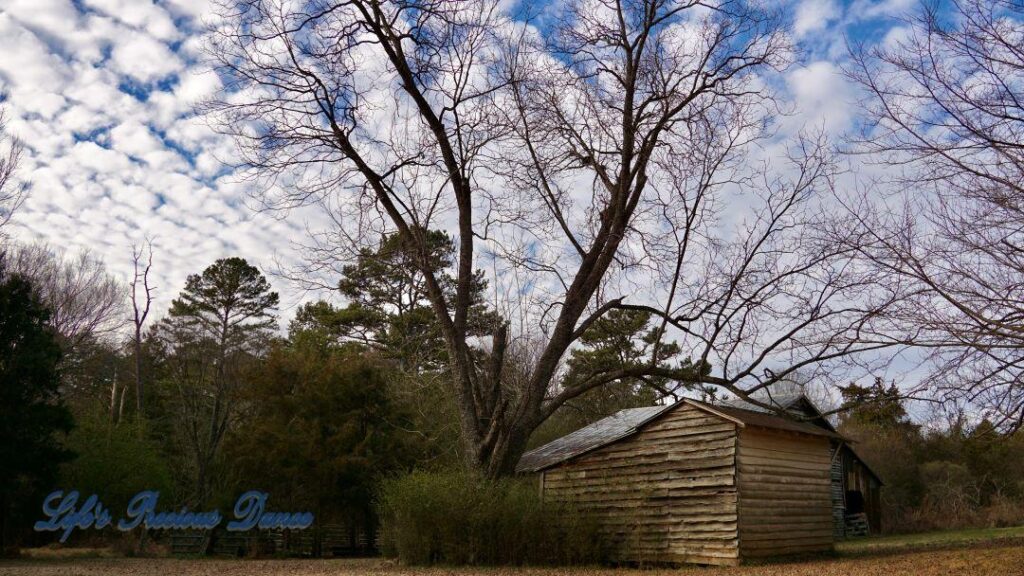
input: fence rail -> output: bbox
[166,523,375,557]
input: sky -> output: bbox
[0,0,918,322]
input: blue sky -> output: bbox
[0,0,921,317]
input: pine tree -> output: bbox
[159,257,278,504]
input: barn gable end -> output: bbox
[538,403,742,566]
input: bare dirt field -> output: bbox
[2,542,1024,576]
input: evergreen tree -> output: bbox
[839,377,915,431]
[531,309,700,447]
[289,231,500,465]
[314,229,499,373]
[157,257,279,505]
[0,260,72,552]
[225,340,418,547]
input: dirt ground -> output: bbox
[2,543,1024,576]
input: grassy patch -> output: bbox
[836,525,1024,554]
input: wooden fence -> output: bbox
[166,523,376,557]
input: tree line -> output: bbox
[839,380,1024,532]
[0,226,679,551]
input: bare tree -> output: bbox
[130,239,156,414]
[208,0,903,475]
[6,243,126,352]
[843,0,1024,431]
[0,108,28,231]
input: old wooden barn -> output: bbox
[516,394,882,566]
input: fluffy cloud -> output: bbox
[111,32,183,82]
[785,61,856,134]
[793,0,841,38]
[0,0,323,322]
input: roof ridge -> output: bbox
[516,396,845,474]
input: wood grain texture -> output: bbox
[537,404,841,565]
[736,427,834,558]
[541,404,741,566]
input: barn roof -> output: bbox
[703,401,844,439]
[516,398,844,473]
[721,392,805,413]
[516,405,672,474]
[721,393,838,431]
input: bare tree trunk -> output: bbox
[118,375,127,423]
[109,375,119,425]
[196,458,208,507]
[134,339,144,413]
[130,240,154,416]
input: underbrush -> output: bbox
[886,495,1024,534]
[377,469,605,566]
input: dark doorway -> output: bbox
[845,490,865,515]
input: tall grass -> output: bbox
[377,470,605,566]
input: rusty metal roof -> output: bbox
[516,397,844,474]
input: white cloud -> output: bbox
[785,61,856,134]
[80,0,179,40]
[2,0,81,42]
[0,14,69,92]
[70,141,133,174]
[110,121,162,157]
[0,0,322,322]
[176,69,222,104]
[109,31,183,82]
[163,0,214,21]
[793,0,841,38]
[848,0,916,22]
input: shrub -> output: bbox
[377,469,604,566]
[981,494,1024,528]
[60,411,173,511]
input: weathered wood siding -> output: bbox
[830,444,846,540]
[736,428,834,558]
[541,404,740,566]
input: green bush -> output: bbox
[377,469,604,566]
[60,411,174,510]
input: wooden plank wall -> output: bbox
[830,444,846,541]
[541,404,740,566]
[736,428,834,558]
